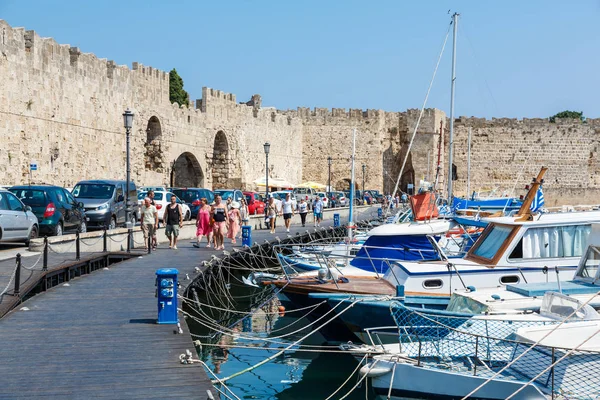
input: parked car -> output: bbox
[140,186,167,193]
[72,180,139,230]
[244,191,266,215]
[214,189,244,203]
[315,192,329,208]
[270,191,297,210]
[365,190,384,203]
[293,187,316,206]
[137,191,191,223]
[326,191,347,207]
[0,188,39,245]
[10,185,86,236]
[170,188,214,219]
[343,190,364,205]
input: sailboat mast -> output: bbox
[447,12,459,204]
[348,128,357,227]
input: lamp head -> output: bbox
[123,108,134,129]
[263,142,271,155]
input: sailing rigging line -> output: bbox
[504,325,600,400]
[502,145,535,214]
[460,289,600,400]
[387,20,452,213]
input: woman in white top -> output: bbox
[281,193,295,232]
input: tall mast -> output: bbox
[447,12,459,204]
[348,128,357,228]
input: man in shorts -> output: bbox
[313,195,323,227]
[164,194,183,249]
[147,190,159,249]
[281,193,295,233]
[140,197,158,249]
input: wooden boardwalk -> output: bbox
[0,206,377,399]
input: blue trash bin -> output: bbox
[333,213,340,227]
[378,207,383,217]
[242,225,252,247]
[156,268,179,324]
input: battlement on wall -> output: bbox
[278,107,388,120]
[0,20,168,94]
[455,116,600,128]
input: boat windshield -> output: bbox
[446,294,490,314]
[575,245,600,281]
[469,224,514,261]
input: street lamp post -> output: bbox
[264,142,270,201]
[327,156,332,192]
[122,108,134,233]
[362,164,366,195]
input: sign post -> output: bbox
[29,159,38,185]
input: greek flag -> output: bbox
[530,187,545,212]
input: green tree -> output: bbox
[169,68,189,107]
[549,110,584,123]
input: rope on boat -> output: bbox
[323,353,369,400]
[213,297,372,384]
[505,323,600,400]
[460,290,600,400]
[388,21,452,208]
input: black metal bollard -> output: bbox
[103,226,108,253]
[75,231,81,261]
[127,228,132,253]
[43,236,48,271]
[147,235,152,254]
[14,253,21,296]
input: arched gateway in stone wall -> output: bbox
[172,152,204,188]
[211,131,230,189]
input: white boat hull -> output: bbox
[367,359,547,400]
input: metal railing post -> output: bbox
[551,347,555,399]
[43,236,48,271]
[103,226,108,252]
[127,228,131,253]
[474,336,479,376]
[148,235,152,254]
[14,253,21,296]
[75,231,81,261]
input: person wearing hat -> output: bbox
[226,200,242,244]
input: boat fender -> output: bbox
[359,363,392,377]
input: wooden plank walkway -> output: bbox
[0,207,376,399]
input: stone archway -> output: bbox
[211,131,229,189]
[172,152,203,188]
[145,116,164,172]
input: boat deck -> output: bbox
[272,275,396,295]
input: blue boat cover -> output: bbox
[453,196,522,211]
[350,234,440,273]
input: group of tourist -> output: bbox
[194,195,249,250]
[138,191,328,251]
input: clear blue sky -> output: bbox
[2,0,599,118]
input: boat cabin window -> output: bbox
[499,275,519,285]
[508,225,591,260]
[470,224,515,261]
[423,279,443,289]
[575,246,600,281]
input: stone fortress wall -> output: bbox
[0,20,303,191]
[0,19,599,206]
[451,117,600,206]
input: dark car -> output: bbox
[171,188,214,219]
[10,185,86,236]
[72,179,139,230]
[213,189,244,203]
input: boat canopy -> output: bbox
[350,234,441,273]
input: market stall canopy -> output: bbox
[296,181,327,190]
[254,177,296,189]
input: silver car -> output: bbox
[0,189,39,245]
